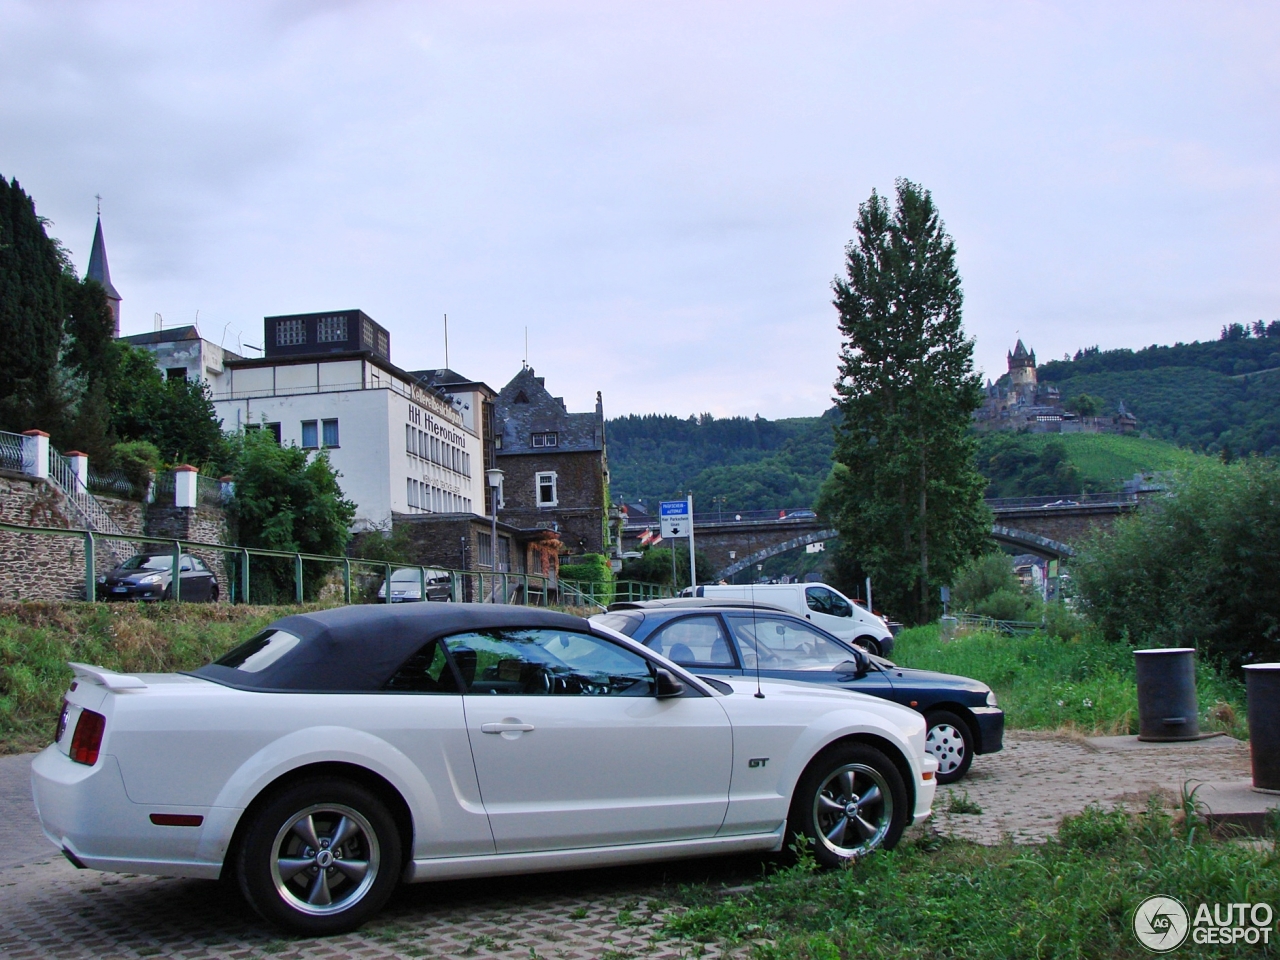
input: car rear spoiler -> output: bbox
[68,662,148,692]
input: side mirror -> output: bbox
[835,659,867,679]
[654,668,685,699]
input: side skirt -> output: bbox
[405,828,786,883]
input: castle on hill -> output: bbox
[974,340,1137,435]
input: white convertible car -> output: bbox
[32,604,937,934]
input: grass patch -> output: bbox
[891,623,1247,737]
[945,790,983,815]
[665,803,1280,958]
[0,601,321,753]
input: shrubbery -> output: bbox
[1073,457,1280,666]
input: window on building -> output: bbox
[477,532,494,568]
[407,477,416,508]
[166,367,188,381]
[406,424,414,454]
[316,315,347,343]
[301,420,319,449]
[531,432,558,448]
[536,471,558,507]
[376,330,389,357]
[498,536,510,572]
[255,422,282,444]
[463,452,471,477]
[276,318,306,346]
[322,419,339,447]
[361,318,375,350]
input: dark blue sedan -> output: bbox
[593,599,1003,784]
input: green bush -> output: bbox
[1073,457,1280,666]
[952,551,1038,620]
[111,439,161,490]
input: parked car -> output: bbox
[95,552,219,603]
[593,599,1003,785]
[681,583,895,656]
[375,567,452,602]
[33,603,937,934]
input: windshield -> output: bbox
[121,555,173,572]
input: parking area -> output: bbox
[0,732,1258,959]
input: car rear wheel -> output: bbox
[925,710,973,784]
[209,585,219,603]
[238,777,401,935]
[789,743,908,868]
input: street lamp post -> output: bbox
[485,468,504,602]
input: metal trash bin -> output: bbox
[1135,647,1200,742]
[1244,664,1280,794]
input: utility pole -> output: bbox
[687,494,696,592]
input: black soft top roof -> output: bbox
[190,603,590,692]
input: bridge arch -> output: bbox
[718,528,838,580]
[990,524,1076,559]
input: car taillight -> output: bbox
[69,709,106,765]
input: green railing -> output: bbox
[558,579,672,611]
[0,519,552,606]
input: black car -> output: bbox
[97,552,220,602]
[593,600,1003,783]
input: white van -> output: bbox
[689,582,894,656]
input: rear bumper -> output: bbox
[970,707,1005,755]
[30,745,226,879]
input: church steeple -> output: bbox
[85,208,121,337]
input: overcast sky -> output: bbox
[3,1,1277,419]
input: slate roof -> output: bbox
[85,216,120,301]
[494,366,603,455]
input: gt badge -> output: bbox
[748,758,769,768]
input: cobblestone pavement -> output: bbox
[0,731,1255,958]
[935,730,1253,843]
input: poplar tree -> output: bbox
[821,179,990,623]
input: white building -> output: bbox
[206,310,482,530]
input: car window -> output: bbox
[593,612,643,637]
[384,638,459,693]
[188,557,209,573]
[726,615,857,671]
[122,554,172,571]
[442,629,653,696]
[215,630,302,673]
[179,555,194,572]
[805,586,852,618]
[644,615,736,667]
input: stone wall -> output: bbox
[0,471,232,602]
[496,450,605,555]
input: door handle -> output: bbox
[481,721,535,734]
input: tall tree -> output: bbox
[820,180,990,623]
[0,177,67,433]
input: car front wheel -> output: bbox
[238,778,401,935]
[925,710,973,784]
[790,743,908,868]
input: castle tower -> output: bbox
[85,214,121,337]
[1007,339,1036,389]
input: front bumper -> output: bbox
[970,706,1005,755]
[30,745,225,879]
[97,582,165,601]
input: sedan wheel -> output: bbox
[925,710,973,784]
[791,743,907,868]
[238,778,401,935]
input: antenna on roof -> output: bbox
[524,326,528,369]
[444,314,449,369]
[154,312,163,332]
[95,193,102,216]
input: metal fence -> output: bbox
[956,613,1042,636]
[558,579,672,611]
[0,518,557,607]
[88,468,144,500]
[0,430,23,473]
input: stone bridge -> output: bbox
[622,493,1147,579]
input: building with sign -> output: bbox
[211,310,482,530]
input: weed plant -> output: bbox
[891,623,1247,738]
